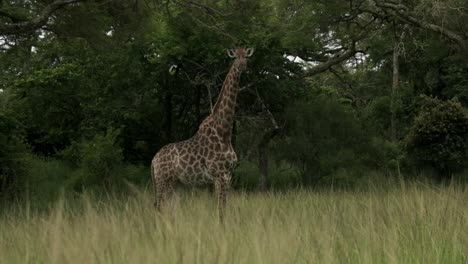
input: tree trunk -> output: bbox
[390,33,402,179]
[255,90,280,191]
[390,40,399,141]
[258,128,279,190]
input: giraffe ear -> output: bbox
[227,49,236,58]
[246,48,254,57]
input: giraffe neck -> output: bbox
[210,59,244,142]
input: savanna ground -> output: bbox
[1,180,467,264]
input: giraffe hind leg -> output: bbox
[152,163,167,211]
[151,164,159,209]
[155,174,175,212]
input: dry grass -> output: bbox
[1,182,467,264]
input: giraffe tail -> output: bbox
[150,162,157,208]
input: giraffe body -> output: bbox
[151,48,253,220]
[152,125,237,185]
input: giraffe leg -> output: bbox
[151,164,160,209]
[153,167,167,211]
[215,176,227,222]
[155,176,175,212]
[154,177,164,211]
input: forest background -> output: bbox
[1,0,468,206]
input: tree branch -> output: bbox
[372,1,466,50]
[0,8,28,23]
[0,0,81,35]
[300,23,371,76]
[305,41,358,76]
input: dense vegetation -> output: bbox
[1,0,468,203]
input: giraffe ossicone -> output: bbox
[151,48,254,220]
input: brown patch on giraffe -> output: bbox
[207,151,215,160]
[214,143,220,152]
[189,155,195,164]
[209,135,217,142]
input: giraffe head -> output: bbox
[227,48,254,71]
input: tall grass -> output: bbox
[1,182,467,264]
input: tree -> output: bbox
[0,111,27,198]
[275,95,370,185]
[364,0,467,50]
[406,96,468,178]
[0,0,81,35]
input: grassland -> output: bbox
[1,182,467,264]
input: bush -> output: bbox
[19,155,149,208]
[234,161,260,190]
[115,164,150,187]
[268,161,302,190]
[23,157,75,206]
[234,160,302,190]
[61,129,124,190]
[0,112,28,199]
[405,96,468,177]
[366,137,404,176]
[274,97,370,185]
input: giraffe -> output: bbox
[151,47,254,220]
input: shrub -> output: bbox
[268,161,302,190]
[233,160,302,190]
[405,96,468,177]
[116,164,150,187]
[61,129,124,190]
[366,137,404,176]
[23,157,75,206]
[274,97,370,185]
[234,161,260,190]
[0,112,28,199]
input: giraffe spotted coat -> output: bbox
[151,48,253,220]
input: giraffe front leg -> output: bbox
[214,177,226,221]
[214,173,231,222]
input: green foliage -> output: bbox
[234,161,260,190]
[440,57,468,106]
[0,112,28,198]
[366,137,404,174]
[234,160,301,190]
[364,96,392,133]
[21,155,149,207]
[115,164,149,187]
[405,96,468,175]
[1,0,468,197]
[61,129,124,190]
[12,63,85,155]
[23,157,74,206]
[268,162,302,189]
[275,96,370,185]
